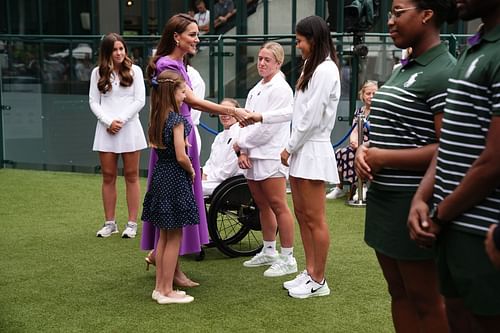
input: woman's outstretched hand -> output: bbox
[239,111,262,127]
[232,108,249,124]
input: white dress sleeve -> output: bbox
[187,65,206,125]
[89,67,113,128]
[287,61,339,153]
[261,105,293,124]
[117,65,146,124]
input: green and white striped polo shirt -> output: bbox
[369,43,456,191]
[434,25,500,236]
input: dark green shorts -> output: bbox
[364,185,435,260]
[438,228,500,316]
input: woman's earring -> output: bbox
[176,40,180,47]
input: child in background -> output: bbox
[141,70,199,304]
[326,80,377,200]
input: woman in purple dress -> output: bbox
[141,13,247,286]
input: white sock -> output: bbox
[127,221,137,225]
[313,278,325,285]
[263,240,276,254]
[281,247,294,258]
[105,220,116,224]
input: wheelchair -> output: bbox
[204,175,263,258]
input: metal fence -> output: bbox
[0,33,471,174]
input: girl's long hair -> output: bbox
[148,70,185,148]
[97,33,133,93]
[146,13,196,83]
[295,16,339,92]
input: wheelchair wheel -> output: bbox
[208,175,262,257]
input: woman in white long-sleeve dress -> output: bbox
[186,54,205,155]
[246,16,341,298]
[89,33,147,238]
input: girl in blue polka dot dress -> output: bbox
[141,69,199,304]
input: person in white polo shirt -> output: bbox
[202,98,242,196]
[233,41,297,279]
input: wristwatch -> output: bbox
[429,204,446,227]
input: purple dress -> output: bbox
[140,56,209,255]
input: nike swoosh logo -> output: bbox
[311,286,322,293]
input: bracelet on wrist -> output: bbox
[430,204,447,227]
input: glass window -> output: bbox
[42,0,69,34]
[0,0,8,34]
[123,0,143,35]
[10,0,40,34]
[72,0,93,35]
[148,0,158,34]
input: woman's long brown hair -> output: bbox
[295,16,339,92]
[146,14,196,83]
[97,33,134,94]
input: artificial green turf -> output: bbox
[0,169,392,332]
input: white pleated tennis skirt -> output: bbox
[288,140,339,183]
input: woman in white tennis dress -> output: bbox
[89,33,147,239]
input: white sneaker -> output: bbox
[283,270,310,290]
[243,251,279,267]
[288,278,331,299]
[96,222,118,238]
[263,256,298,277]
[326,187,347,200]
[121,222,137,238]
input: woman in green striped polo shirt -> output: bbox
[408,0,500,331]
[355,0,458,331]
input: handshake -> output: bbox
[232,108,263,127]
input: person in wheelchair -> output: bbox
[202,98,243,197]
[233,42,297,278]
[326,80,377,200]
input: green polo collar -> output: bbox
[411,43,449,67]
[482,24,500,42]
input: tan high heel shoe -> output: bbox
[145,250,155,271]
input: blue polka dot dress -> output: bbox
[141,112,200,230]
